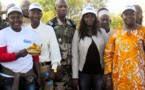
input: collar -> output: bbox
[56,17,72,26]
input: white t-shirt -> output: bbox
[0,26,38,73]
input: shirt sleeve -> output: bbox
[33,55,39,61]
[0,31,17,62]
[104,29,118,74]
[72,30,79,78]
[0,46,16,62]
[49,27,62,70]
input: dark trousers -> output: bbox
[0,75,35,90]
[79,72,103,90]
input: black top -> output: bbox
[81,39,104,74]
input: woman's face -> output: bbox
[8,12,23,31]
[122,10,136,26]
[135,8,142,24]
[84,13,96,26]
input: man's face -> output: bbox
[99,14,110,30]
[21,1,31,17]
[8,12,23,31]
[122,10,136,26]
[55,1,68,18]
[29,9,42,24]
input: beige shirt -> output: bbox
[22,17,31,27]
[26,21,61,69]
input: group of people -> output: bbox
[0,0,144,90]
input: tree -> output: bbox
[20,0,107,27]
[110,13,124,29]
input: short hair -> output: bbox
[97,8,109,15]
[20,0,31,8]
[55,0,68,7]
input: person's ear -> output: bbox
[55,6,56,11]
[41,13,43,18]
[110,19,111,24]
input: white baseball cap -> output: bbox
[29,2,42,12]
[7,6,22,15]
[122,5,136,14]
[82,7,96,15]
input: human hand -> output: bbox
[15,49,28,58]
[101,74,106,88]
[36,77,41,89]
[105,76,113,90]
[49,70,55,80]
[72,79,79,89]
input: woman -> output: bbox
[104,5,145,90]
[0,6,40,90]
[133,4,143,25]
[72,7,107,90]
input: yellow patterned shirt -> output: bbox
[104,26,145,90]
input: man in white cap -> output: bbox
[47,0,76,90]
[26,2,61,90]
[97,8,113,42]
[0,6,39,90]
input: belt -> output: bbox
[40,62,51,67]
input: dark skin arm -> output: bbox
[15,49,28,58]
[15,49,41,88]
[105,73,113,90]
[72,78,79,89]
[49,69,55,80]
[33,61,41,89]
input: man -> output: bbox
[0,2,9,30]
[20,0,31,27]
[26,2,61,90]
[47,0,76,90]
[97,8,113,42]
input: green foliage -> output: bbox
[110,13,124,29]
[20,0,107,28]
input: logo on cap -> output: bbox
[34,3,41,7]
[86,7,93,10]
[12,7,19,10]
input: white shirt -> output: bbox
[26,21,61,69]
[106,29,114,42]
[0,27,38,73]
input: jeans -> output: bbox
[0,75,35,90]
[79,73,103,90]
